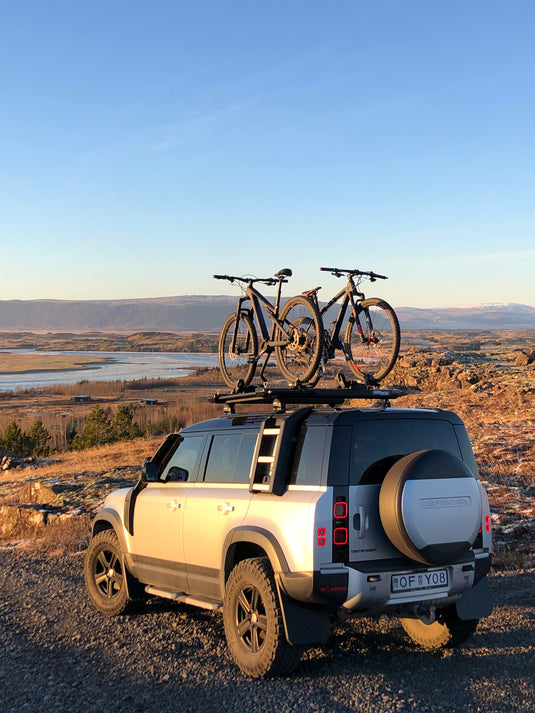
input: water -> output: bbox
[0,350,219,392]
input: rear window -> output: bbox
[350,419,462,485]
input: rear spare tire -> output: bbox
[379,449,482,565]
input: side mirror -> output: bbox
[166,466,189,482]
[143,459,160,482]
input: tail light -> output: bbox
[333,496,349,562]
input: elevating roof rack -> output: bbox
[209,382,406,413]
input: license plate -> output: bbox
[391,569,449,593]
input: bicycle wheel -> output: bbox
[218,312,259,389]
[275,296,324,385]
[344,298,400,383]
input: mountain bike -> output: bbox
[304,267,400,384]
[214,269,324,389]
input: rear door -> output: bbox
[347,418,465,562]
[182,430,258,599]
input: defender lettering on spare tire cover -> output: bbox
[379,449,482,565]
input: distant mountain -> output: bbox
[0,296,236,332]
[0,297,534,332]
[395,303,535,330]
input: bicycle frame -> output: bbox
[229,278,291,357]
[306,268,390,365]
[307,275,365,358]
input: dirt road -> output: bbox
[0,548,534,713]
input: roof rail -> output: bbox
[209,382,406,413]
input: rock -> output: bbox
[438,352,455,366]
[515,348,535,366]
[0,504,48,536]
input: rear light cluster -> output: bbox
[316,495,350,562]
[333,496,349,562]
[474,515,492,549]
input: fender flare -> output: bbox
[221,526,331,646]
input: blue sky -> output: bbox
[1,0,534,308]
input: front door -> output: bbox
[129,434,205,590]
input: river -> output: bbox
[0,350,219,391]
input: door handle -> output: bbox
[217,503,235,513]
[354,506,369,539]
[167,500,181,511]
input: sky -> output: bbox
[1,0,534,309]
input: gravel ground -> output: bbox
[0,548,534,713]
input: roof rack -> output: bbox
[209,381,406,413]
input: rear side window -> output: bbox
[204,432,258,484]
[350,420,462,485]
[289,425,325,486]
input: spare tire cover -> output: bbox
[379,449,482,565]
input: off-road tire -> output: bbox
[275,296,323,386]
[223,557,304,678]
[401,607,479,649]
[84,530,137,616]
[218,312,258,389]
[344,297,400,383]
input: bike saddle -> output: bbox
[275,268,293,278]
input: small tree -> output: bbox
[111,406,141,441]
[2,421,27,456]
[27,419,51,457]
[73,405,113,450]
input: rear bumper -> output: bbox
[280,550,492,615]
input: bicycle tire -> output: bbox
[218,311,259,389]
[344,297,400,383]
[275,296,324,385]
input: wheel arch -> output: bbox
[221,526,290,592]
[221,527,331,646]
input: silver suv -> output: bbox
[84,387,492,678]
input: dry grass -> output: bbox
[1,436,162,484]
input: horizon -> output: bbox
[0,294,534,312]
[1,1,534,309]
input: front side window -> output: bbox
[160,435,204,482]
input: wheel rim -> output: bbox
[93,547,125,599]
[235,585,268,654]
[347,304,397,380]
[219,314,257,388]
[276,300,323,384]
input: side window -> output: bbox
[289,425,325,486]
[204,432,258,484]
[160,435,204,482]
[234,433,258,484]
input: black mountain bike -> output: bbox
[304,267,400,384]
[214,269,323,389]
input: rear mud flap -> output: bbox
[275,578,331,645]
[455,576,493,620]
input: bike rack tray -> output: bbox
[209,383,406,413]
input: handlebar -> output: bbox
[213,274,285,286]
[320,267,388,281]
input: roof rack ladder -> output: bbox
[250,420,283,493]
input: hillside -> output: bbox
[1,296,534,331]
